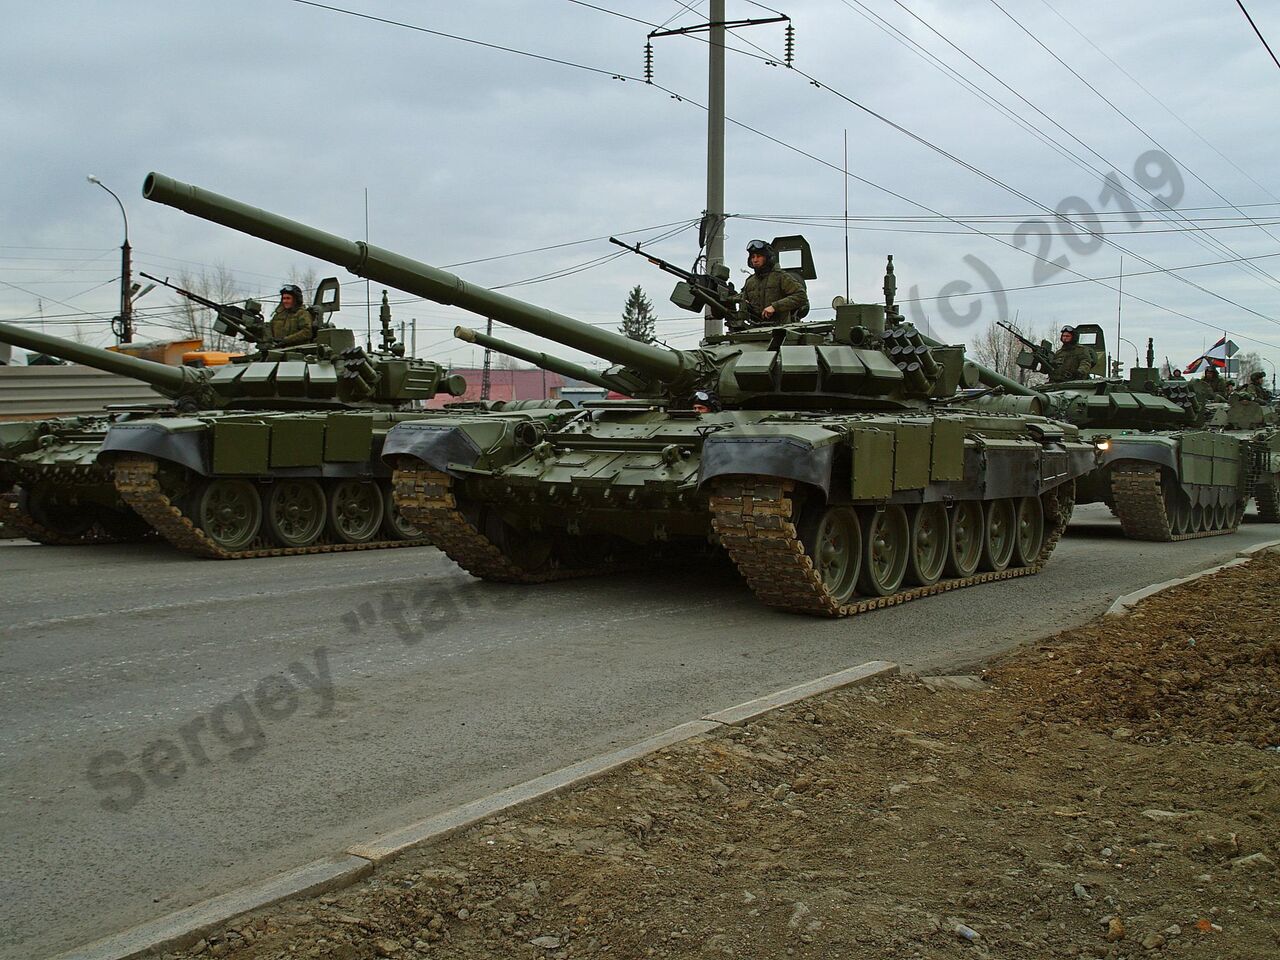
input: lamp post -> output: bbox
[86,175,133,343]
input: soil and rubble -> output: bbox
[167,554,1278,959]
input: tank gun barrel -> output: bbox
[0,319,197,395]
[143,173,691,386]
[455,327,622,393]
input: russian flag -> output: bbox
[1184,336,1237,374]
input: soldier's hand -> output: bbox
[762,305,776,320]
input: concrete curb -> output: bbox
[54,659,898,960]
[1106,537,1280,617]
[53,856,373,960]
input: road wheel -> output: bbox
[980,498,1016,572]
[194,478,262,552]
[858,505,909,597]
[1169,490,1192,535]
[266,479,327,547]
[482,511,553,571]
[19,486,97,538]
[905,502,947,587]
[1012,495,1045,567]
[945,500,983,578]
[380,480,422,540]
[1190,501,1205,532]
[798,504,863,604]
[327,480,384,544]
[1255,472,1280,522]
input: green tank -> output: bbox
[964,325,1252,540]
[1203,392,1280,523]
[0,287,479,557]
[144,171,1097,615]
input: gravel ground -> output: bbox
[162,554,1280,960]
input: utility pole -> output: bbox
[87,175,133,343]
[644,6,792,339]
[481,317,493,400]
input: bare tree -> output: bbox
[1234,350,1264,383]
[171,264,246,351]
[968,317,1059,386]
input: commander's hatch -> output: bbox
[313,277,341,315]
[1073,322,1107,377]
[770,235,816,280]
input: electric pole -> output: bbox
[87,175,133,343]
[644,6,792,338]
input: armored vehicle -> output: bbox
[0,285,473,557]
[144,171,1096,614]
[1203,391,1280,523]
[967,325,1252,540]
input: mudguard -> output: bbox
[98,421,208,475]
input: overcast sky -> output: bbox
[3,0,1279,378]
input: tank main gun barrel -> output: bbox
[454,327,621,393]
[143,173,691,386]
[917,331,1043,400]
[0,319,198,396]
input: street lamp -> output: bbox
[86,174,133,343]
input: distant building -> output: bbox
[560,376,608,406]
[424,366,565,408]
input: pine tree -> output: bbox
[619,285,656,343]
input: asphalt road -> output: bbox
[2,505,1277,958]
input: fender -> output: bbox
[98,421,208,475]
[698,433,835,495]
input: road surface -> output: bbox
[1,505,1275,957]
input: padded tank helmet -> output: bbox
[279,283,304,305]
[746,239,775,270]
[1059,325,1077,343]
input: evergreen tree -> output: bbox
[619,285,656,343]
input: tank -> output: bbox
[962,325,1251,540]
[143,172,1098,615]
[0,285,480,557]
[1203,393,1280,523]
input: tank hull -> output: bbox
[1072,428,1251,540]
[383,406,1095,617]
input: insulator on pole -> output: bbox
[644,41,654,83]
[784,23,795,66]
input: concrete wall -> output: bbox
[0,365,163,421]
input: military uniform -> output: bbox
[269,305,316,347]
[1046,343,1095,383]
[1191,373,1231,404]
[1239,379,1272,404]
[740,265,808,328]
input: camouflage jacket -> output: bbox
[1238,381,1272,404]
[269,305,316,347]
[740,265,808,327]
[1046,344,1095,383]
[1191,376,1231,403]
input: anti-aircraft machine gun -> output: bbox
[0,277,478,556]
[142,170,1099,616]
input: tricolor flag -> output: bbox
[1184,336,1238,374]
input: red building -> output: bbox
[424,366,565,408]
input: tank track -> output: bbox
[0,487,140,546]
[1255,472,1280,523]
[112,455,430,560]
[1110,463,1239,541]
[707,481,1073,618]
[391,466,612,583]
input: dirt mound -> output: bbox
[166,555,1280,960]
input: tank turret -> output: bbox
[0,311,465,412]
[144,172,979,411]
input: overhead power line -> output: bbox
[1235,0,1280,71]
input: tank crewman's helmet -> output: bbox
[691,389,722,413]
[1060,325,1077,343]
[746,239,775,270]
[279,283,304,305]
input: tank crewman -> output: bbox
[1046,325,1096,383]
[1239,369,1273,404]
[740,240,808,329]
[269,283,317,346]
[691,389,722,414]
[1192,364,1232,403]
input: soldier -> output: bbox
[1239,369,1273,404]
[740,240,808,328]
[691,389,721,414]
[1046,326,1096,383]
[269,283,317,347]
[1192,364,1231,404]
